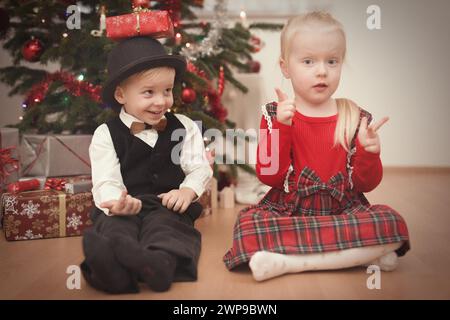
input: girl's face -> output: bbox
[281,26,345,106]
[114,68,175,125]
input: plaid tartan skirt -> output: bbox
[223,166,410,270]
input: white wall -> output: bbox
[1,0,449,167]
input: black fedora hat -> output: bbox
[102,36,186,109]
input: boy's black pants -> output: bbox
[80,194,202,293]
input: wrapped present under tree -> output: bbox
[20,134,92,177]
[106,6,174,41]
[1,189,93,241]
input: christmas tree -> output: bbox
[0,0,281,181]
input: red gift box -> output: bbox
[106,10,174,41]
[1,189,93,241]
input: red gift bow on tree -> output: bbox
[45,178,66,191]
[0,146,19,186]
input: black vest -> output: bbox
[106,112,187,197]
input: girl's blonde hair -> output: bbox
[280,11,360,151]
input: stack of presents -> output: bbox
[0,128,215,242]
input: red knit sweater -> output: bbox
[256,110,383,193]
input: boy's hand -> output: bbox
[100,190,142,215]
[158,188,197,213]
[275,88,295,126]
[358,116,389,154]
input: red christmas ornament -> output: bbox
[22,38,44,62]
[250,35,261,46]
[249,35,264,53]
[207,90,227,123]
[218,66,225,97]
[251,46,261,53]
[248,60,261,73]
[181,88,197,104]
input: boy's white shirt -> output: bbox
[90,108,213,216]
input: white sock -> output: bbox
[249,242,403,281]
[363,251,399,272]
[249,251,289,281]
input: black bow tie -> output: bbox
[129,118,167,134]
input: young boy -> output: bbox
[80,36,213,294]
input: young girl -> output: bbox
[223,12,410,281]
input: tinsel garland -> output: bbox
[24,71,102,108]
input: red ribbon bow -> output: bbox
[45,178,66,191]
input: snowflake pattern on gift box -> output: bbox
[43,206,60,223]
[140,14,150,24]
[40,194,55,204]
[31,219,45,231]
[45,222,59,238]
[111,16,121,27]
[4,215,21,238]
[67,213,83,231]
[68,193,91,212]
[14,229,43,240]
[20,200,40,219]
[3,195,18,215]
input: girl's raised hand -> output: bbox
[357,116,389,154]
[275,88,296,126]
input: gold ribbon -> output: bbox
[56,191,67,237]
[133,7,150,35]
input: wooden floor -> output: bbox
[1,169,450,300]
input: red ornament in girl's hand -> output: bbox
[22,38,43,62]
[181,88,197,104]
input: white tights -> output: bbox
[249,242,403,281]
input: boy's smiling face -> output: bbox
[114,67,175,125]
